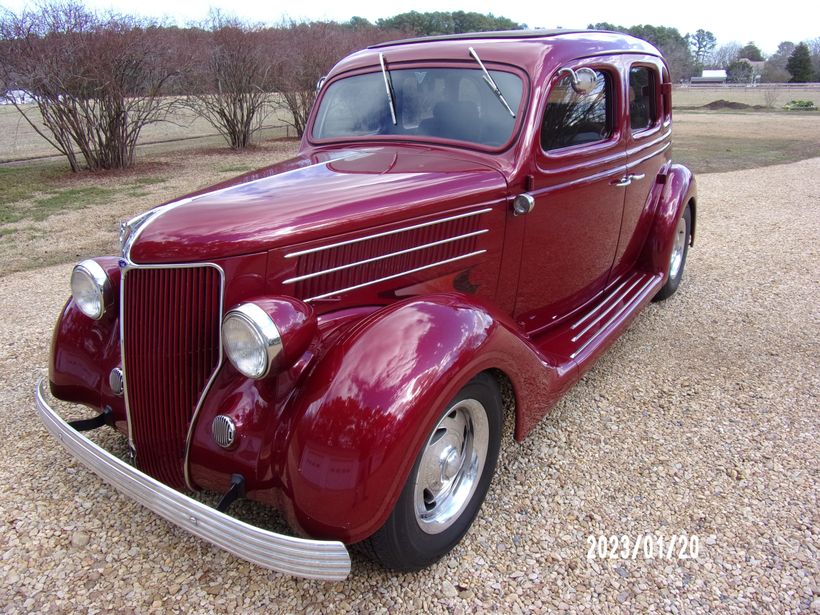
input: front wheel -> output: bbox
[653,204,691,302]
[358,373,502,571]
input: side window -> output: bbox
[629,66,658,131]
[541,69,612,151]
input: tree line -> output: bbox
[0,4,524,171]
[588,23,820,84]
[0,2,816,173]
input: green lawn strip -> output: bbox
[0,166,167,224]
[217,164,255,173]
[30,186,117,221]
[0,165,66,207]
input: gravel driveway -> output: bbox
[1,158,818,613]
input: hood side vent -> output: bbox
[288,212,487,301]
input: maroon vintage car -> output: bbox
[36,30,696,580]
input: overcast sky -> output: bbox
[3,0,818,54]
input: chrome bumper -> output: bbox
[34,378,351,581]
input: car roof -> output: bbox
[367,29,591,48]
[331,30,662,79]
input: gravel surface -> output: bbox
[1,157,818,613]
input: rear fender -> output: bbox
[640,163,697,280]
[272,294,571,543]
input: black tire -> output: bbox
[653,203,691,302]
[357,372,502,571]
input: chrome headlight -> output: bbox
[70,260,111,320]
[222,303,282,379]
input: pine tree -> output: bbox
[786,43,813,83]
[739,42,763,61]
[689,29,717,66]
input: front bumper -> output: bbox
[34,378,351,581]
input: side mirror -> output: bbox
[557,67,597,95]
[316,76,326,93]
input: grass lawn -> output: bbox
[672,85,820,109]
[672,111,820,174]
[0,110,817,274]
[0,140,299,273]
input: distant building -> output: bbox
[1,90,34,104]
[690,70,727,85]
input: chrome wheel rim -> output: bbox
[414,398,489,535]
[669,215,687,279]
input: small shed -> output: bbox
[690,70,727,85]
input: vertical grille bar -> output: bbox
[122,266,221,490]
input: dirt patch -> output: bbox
[700,99,767,111]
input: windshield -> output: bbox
[312,67,524,148]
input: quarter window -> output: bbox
[541,69,612,151]
[629,67,658,131]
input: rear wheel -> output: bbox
[358,373,502,571]
[654,204,691,302]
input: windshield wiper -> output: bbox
[468,46,516,118]
[379,52,397,126]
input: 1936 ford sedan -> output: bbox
[36,30,696,580]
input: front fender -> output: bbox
[274,294,569,543]
[640,163,697,280]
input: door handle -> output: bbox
[628,173,645,181]
[611,177,631,187]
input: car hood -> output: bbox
[127,146,508,264]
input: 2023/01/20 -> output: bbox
[587,534,703,560]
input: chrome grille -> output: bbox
[122,265,222,490]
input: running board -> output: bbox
[534,271,664,367]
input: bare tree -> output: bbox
[270,22,399,138]
[0,2,178,171]
[184,12,274,149]
[762,87,781,108]
[708,42,741,69]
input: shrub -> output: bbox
[0,1,179,171]
[783,100,817,110]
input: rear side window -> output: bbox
[629,66,658,131]
[541,70,611,151]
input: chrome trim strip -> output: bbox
[569,274,661,360]
[570,276,633,330]
[570,275,645,343]
[305,249,487,302]
[628,141,670,168]
[117,261,225,491]
[34,379,351,581]
[123,152,373,262]
[285,208,493,259]
[283,229,489,284]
